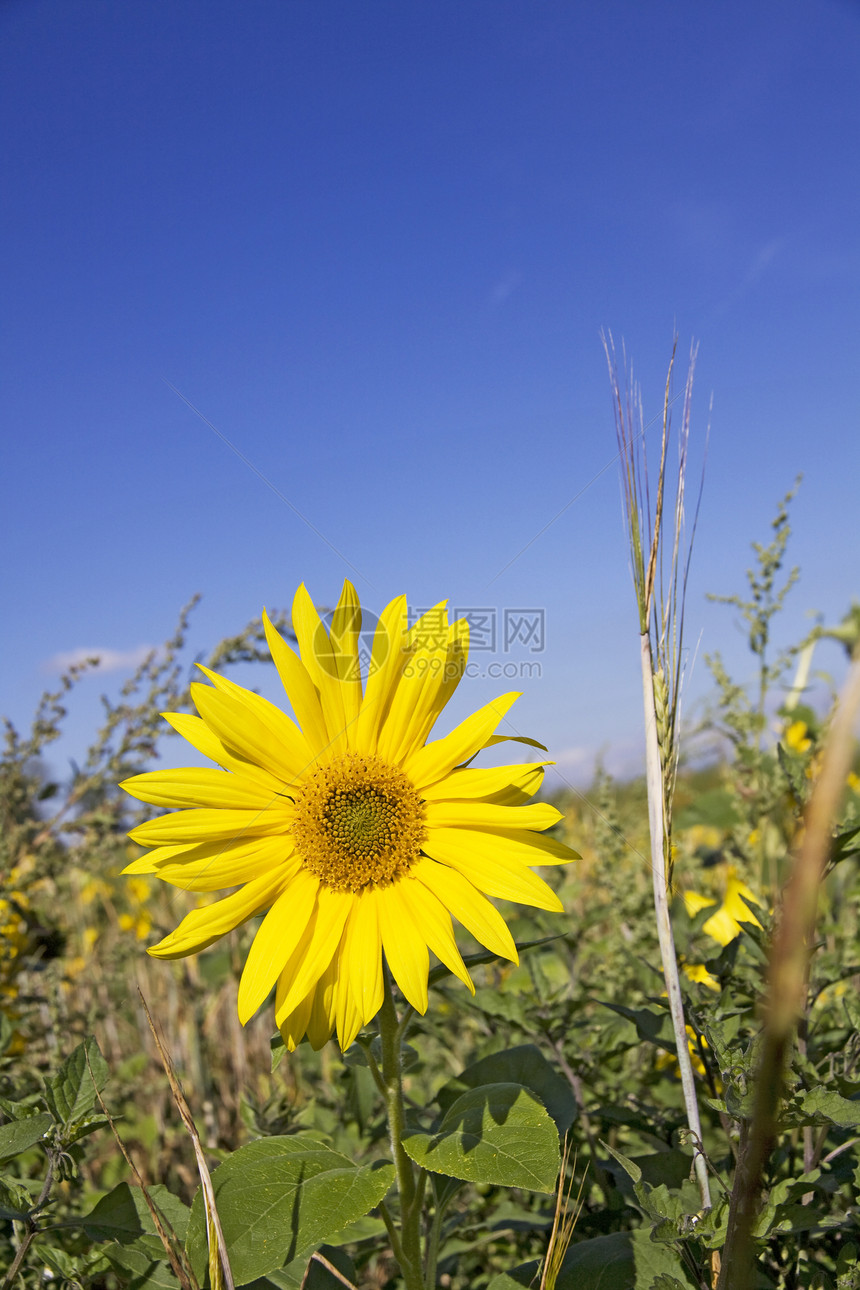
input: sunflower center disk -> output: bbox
[291,753,426,892]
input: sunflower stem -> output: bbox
[378,968,425,1290]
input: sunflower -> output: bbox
[121,582,577,1051]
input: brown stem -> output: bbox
[717,652,860,1289]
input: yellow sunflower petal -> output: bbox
[411,856,518,963]
[308,956,340,1050]
[278,990,315,1053]
[273,887,354,1023]
[401,613,469,756]
[263,609,330,756]
[354,594,409,752]
[428,616,470,735]
[421,762,548,803]
[398,876,474,993]
[148,869,288,960]
[376,602,450,764]
[456,826,578,866]
[136,838,298,892]
[424,801,562,831]
[377,883,430,1013]
[338,889,384,1026]
[405,691,521,790]
[191,681,312,783]
[162,712,283,791]
[423,829,564,910]
[237,869,321,1024]
[334,943,367,1052]
[197,663,318,766]
[129,803,291,848]
[120,768,277,811]
[291,583,349,756]
[329,580,363,738]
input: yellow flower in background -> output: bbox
[784,720,812,753]
[656,1025,712,1080]
[682,961,720,992]
[683,865,763,993]
[80,877,112,905]
[685,866,762,949]
[121,582,577,1051]
[703,868,762,946]
[683,890,716,919]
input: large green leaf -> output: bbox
[0,1112,52,1163]
[184,1136,394,1284]
[102,1245,180,1290]
[83,1183,192,1290]
[402,1082,559,1193]
[437,1044,576,1137]
[82,1180,191,1244]
[488,1228,694,1289]
[796,1087,860,1128]
[44,1036,109,1126]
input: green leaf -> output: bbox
[0,1112,52,1163]
[437,1044,576,1138]
[553,1227,694,1289]
[82,1180,191,1244]
[602,1142,642,1183]
[489,1229,694,1289]
[831,822,860,867]
[837,1243,860,1289]
[184,1136,394,1284]
[0,1202,33,1222]
[675,788,740,831]
[44,1036,109,1126]
[32,1242,110,1281]
[103,1244,180,1290]
[402,1082,559,1193]
[603,1147,692,1193]
[796,1087,860,1128]
[487,1274,534,1290]
[236,1244,358,1290]
[595,1000,677,1051]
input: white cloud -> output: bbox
[45,645,158,675]
[546,738,645,791]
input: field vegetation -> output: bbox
[2,480,859,1289]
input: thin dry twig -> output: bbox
[139,989,236,1290]
[87,1051,199,1290]
[300,1250,360,1290]
[539,1137,584,1290]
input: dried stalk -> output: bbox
[605,333,711,1211]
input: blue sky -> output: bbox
[2,0,859,790]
